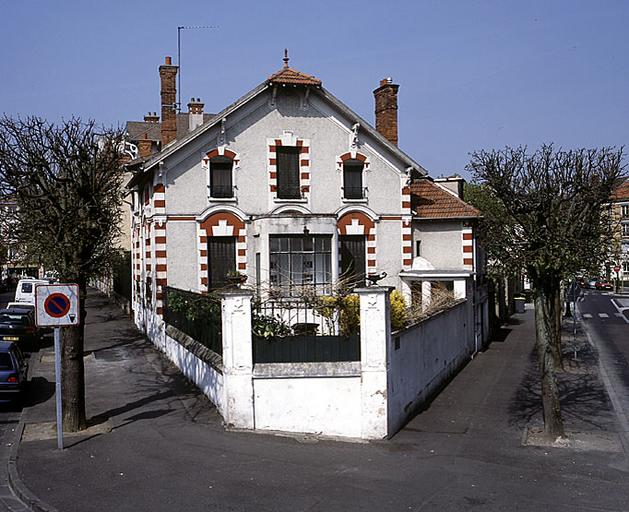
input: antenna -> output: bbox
[177,25,218,112]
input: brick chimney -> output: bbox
[187,98,204,132]
[143,112,159,123]
[159,56,178,147]
[373,77,399,146]
[137,134,153,158]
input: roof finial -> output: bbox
[283,48,289,68]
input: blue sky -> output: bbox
[1,0,627,178]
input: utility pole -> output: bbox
[177,25,218,112]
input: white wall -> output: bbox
[159,329,226,417]
[166,221,198,291]
[253,375,362,438]
[387,300,474,434]
[413,221,463,269]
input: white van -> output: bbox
[14,279,48,304]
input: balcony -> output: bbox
[342,186,368,201]
[209,185,236,200]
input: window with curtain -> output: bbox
[276,147,301,199]
[343,159,364,199]
[269,235,332,294]
[210,157,233,198]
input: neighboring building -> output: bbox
[126,54,488,348]
[610,178,629,283]
[0,196,43,285]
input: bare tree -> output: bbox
[0,116,125,432]
[467,145,624,438]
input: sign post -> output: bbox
[35,284,80,451]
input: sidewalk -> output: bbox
[13,292,629,512]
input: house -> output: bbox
[122,53,491,439]
[125,54,488,345]
[610,178,629,284]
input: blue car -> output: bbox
[0,342,28,404]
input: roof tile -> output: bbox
[410,180,480,219]
[268,66,321,86]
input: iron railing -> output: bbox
[163,286,222,355]
[252,296,360,363]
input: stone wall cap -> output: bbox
[221,288,254,297]
[354,286,395,294]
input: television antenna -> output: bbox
[177,25,218,112]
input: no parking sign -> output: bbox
[35,284,80,327]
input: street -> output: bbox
[9,290,629,512]
[577,289,629,449]
[0,289,30,511]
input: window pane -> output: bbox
[210,158,233,198]
[290,236,302,252]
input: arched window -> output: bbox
[209,156,233,198]
[343,159,364,199]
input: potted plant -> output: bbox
[226,271,248,287]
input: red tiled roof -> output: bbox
[611,179,629,201]
[410,180,480,219]
[268,66,321,86]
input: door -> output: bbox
[339,235,366,286]
[208,237,236,289]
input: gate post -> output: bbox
[221,289,254,429]
[356,286,392,439]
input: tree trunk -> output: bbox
[552,287,564,370]
[533,282,565,438]
[61,275,87,432]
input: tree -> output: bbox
[466,145,624,438]
[0,116,125,432]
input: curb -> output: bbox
[7,422,59,512]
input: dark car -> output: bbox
[0,341,28,404]
[0,308,40,350]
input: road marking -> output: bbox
[598,313,609,319]
[610,299,629,325]
[582,313,593,319]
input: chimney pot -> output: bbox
[373,78,400,146]
[165,56,172,65]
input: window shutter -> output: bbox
[277,147,300,199]
[343,160,364,199]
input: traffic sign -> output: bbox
[35,284,80,327]
[614,265,621,273]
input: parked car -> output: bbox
[595,280,613,291]
[0,341,28,405]
[13,278,47,305]
[0,308,40,350]
[587,279,599,289]
[4,303,50,336]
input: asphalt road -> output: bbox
[577,289,629,447]
[0,289,33,511]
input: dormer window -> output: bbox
[343,159,364,199]
[209,156,233,198]
[276,147,301,199]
